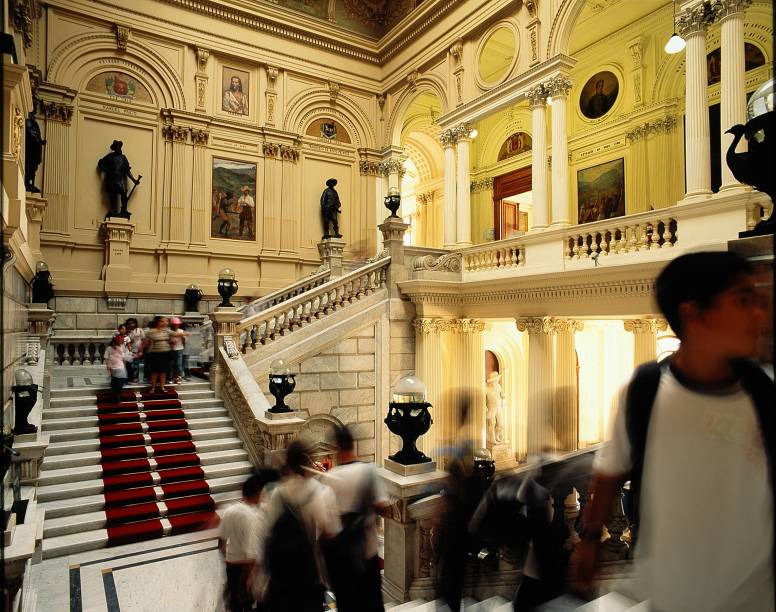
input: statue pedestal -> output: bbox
[24,195,47,258]
[487,441,517,471]
[317,237,346,277]
[384,457,436,477]
[100,217,135,295]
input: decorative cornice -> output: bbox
[190,128,209,146]
[470,177,494,193]
[162,124,189,142]
[625,115,677,142]
[545,75,572,98]
[526,83,548,108]
[676,1,720,36]
[623,319,668,334]
[114,23,131,51]
[412,253,462,273]
[39,100,74,124]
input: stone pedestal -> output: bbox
[384,457,436,477]
[100,217,135,296]
[209,307,244,398]
[26,303,55,347]
[317,237,346,277]
[24,195,48,258]
[378,217,409,297]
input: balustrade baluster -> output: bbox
[240,330,248,353]
[591,233,600,259]
[582,233,591,258]
[662,218,675,247]
[563,487,581,550]
[517,247,525,266]
[572,236,580,259]
[600,231,610,255]
[600,488,630,561]
[250,324,258,349]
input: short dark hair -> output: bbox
[285,440,312,476]
[655,251,754,338]
[242,474,261,498]
[126,317,138,327]
[255,468,280,489]
[333,425,354,452]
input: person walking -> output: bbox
[571,251,774,611]
[105,335,131,404]
[323,426,390,612]
[125,317,144,383]
[145,316,172,394]
[169,317,187,384]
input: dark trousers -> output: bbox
[110,376,127,402]
[329,554,384,612]
[225,563,253,612]
[265,582,323,612]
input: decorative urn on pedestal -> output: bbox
[384,375,434,471]
[184,284,203,312]
[268,359,296,414]
[383,187,401,218]
[31,261,54,304]
[217,268,238,308]
[11,368,39,435]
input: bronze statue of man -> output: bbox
[25,112,46,193]
[97,140,141,218]
[320,178,342,238]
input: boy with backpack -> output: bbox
[262,440,340,612]
[323,425,390,612]
[572,251,774,611]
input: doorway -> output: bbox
[493,166,531,240]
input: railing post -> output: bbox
[317,237,346,277]
[379,216,409,298]
[209,307,244,399]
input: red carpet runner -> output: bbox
[95,389,219,546]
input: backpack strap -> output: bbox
[733,359,776,607]
[624,360,666,542]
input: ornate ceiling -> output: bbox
[270,0,426,38]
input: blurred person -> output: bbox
[145,316,172,393]
[169,317,187,384]
[104,335,131,404]
[262,440,341,612]
[322,425,390,612]
[125,317,144,383]
[572,251,775,611]
[219,474,265,612]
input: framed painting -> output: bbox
[211,158,257,240]
[221,67,250,115]
[579,71,619,120]
[577,158,625,224]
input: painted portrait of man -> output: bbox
[221,69,249,115]
[580,71,619,120]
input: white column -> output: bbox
[527,85,549,229]
[517,317,555,456]
[719,0,752,190]
[624,319,668,366]
[548,76,572,226]
[455,126,472,245]
[554,319,583,451]
[414,318,445,460]
[678,6,713,198]
[441,130,458,247]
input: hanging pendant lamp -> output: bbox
[665,0,686,54]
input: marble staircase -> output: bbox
[382,591,641,611]
[37,379,253,559]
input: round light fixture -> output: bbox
[664,33,686,54]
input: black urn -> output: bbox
[184,284,203,312]
[268,359,296,413]
[11,368,39,435]
[217,268,238,308]
[384,187,401,218]
[31,261,54,304]
[384,376,433,465]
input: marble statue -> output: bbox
[485,371,506,445]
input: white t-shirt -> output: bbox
[324,461,389,559]
[219,500,262,563]
[595,366,774,612]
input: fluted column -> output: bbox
[517,317,555,455]
[527,85,549,229]
[554,319,584,451]
[454,124,473,245]
[719,0,752,190]
[262,143,283,252]
[678,5,714,198]
[414,318,446,459]
[548,76,572,226]
[624,319,668,366]
[280,144,301,252]
[161,124,189,243]
[39,101,74,233]
[445,319,486,447]
[626,126,649,213]
[190,129,209,245]
[440,129,458,247]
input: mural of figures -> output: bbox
[579,71,619,120]
[211,158,256,240]
[497,131,532,161]
[706,43,765,86]
[485,371,506,445]
[577,158,625,224]
[221,68,249,115]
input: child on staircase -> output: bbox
[169,317,188,384]
[105,335,132,404]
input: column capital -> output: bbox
[39,100,74,125]
[451,122,474,143]
[623,319,668,334]
[526,84,548,108]
[546,75,573,98]
[190,128,210,146]
[676,1,718,36]
[379,157,406,177]
[413,317,450,334]
[516,317,582,334]
[162,124,189,143]
[716,0,751,20]
[439,128,458,148]
[470,177,494,193]
[447,318,485,333]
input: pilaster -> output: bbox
[317,237,346,277]
[554,319,584,451]
[624,319,668,366]
[379,217,409,297]
[194,48,210,113]
[190,128,210,245]
[161,123,190,243]
[527,84,549,229]
[516,317,556,455]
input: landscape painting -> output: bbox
[211,158,257,240]
[577,158,625,224]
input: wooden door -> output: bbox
[493,166,532,240]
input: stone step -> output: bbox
[43,490,240,539]
[386,600,428,611]
[38,448,250,487]
[466,595,510,611]
[43,397,223,420]
[42,406,228,432]
[45,426,238,456]
[39,473,249,519]
[49,388,215,407]
[46,416,234,443]
[49,380,212,397]
[41,438,244,471]
[37,460,253,502]
[42,508,225,559]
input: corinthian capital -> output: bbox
[413,317,450,334]
[676,1,719,37]
[516,317,580,334]
[448,318,485,333]
[546,75,572,98]
[526,84,548,108]
[439,129,458,147]
[623,319,668,334]
[717,0,751,19]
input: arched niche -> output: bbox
[386,77,449,147]
[285,89,375,150]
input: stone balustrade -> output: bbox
[459,239,525,272]
[235,257,390,355]
[564,212,678,260]
[240,267,331,317]
[50,333,113,366]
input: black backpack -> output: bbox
[625,359,776,601]
[265,492,319,589]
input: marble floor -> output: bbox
[32,527,227,612]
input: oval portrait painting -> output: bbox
[579,71,619,120]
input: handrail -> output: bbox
[235,256,390,353]
[239,267,331,317]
